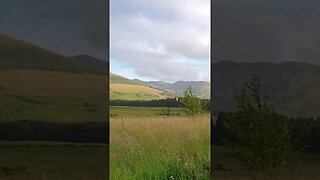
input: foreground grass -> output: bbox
[212,146,320,180]
[110,115,210,179]
[0,142,107,180]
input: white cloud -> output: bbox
[110,0,210,82]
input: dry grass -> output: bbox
[0,70,106,97]
[110,115,210,179]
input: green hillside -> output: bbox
[110,73,140,84]
[110,73,174,100]
[0,33,107,122]
[0,33,107,74]
[0,70,106,122]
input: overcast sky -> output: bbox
[0,0,107,60]
[110,0,210,82]
[213,0,320,64]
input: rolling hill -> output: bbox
[0,33,107,122]
[110,73,174,100]
[110,73,210,100]
[0,33,107,74]
[213,61,320,117]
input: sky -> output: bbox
[110,0,210,82]
[0,0,107,60]
[213,0,320,64]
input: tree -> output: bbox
[180,86,202,116]
[227,76,295,178]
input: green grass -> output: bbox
[212,145,320,180]
[0,93,106,122]
[110,83,172,100]
[0,142,107,180]
[110,115,210,179]
[110,73,140,85]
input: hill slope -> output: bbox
[213,61,320,117]
[0,33,107,122]
[0,70,107,122]
[110,73,174,100]
[0,33,107,74]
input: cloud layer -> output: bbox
[213,0,320,64]
[110,0,210,82]
[0,0,107,60]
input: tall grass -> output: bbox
[110,115,210,179]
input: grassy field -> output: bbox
[212,146,320,180]
[0,70,107,122]
[110,114,210,179]
[0,142,107,180]
[0,70,106,97]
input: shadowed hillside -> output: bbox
[0,33,107,122]
[0,33,107,74]
[213,61,320,117]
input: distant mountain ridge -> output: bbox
[213,60,320,117]
[139,80,210,99]
[110,73,210,99]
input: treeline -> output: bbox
[110,98,180,107]
[212,111,320,155]
[0,120,107,143]
[110,98,211,111]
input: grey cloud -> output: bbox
[0,0,107,60]
[213,0,320,64]
[111,0,210,81]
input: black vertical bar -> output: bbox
[106,0,110,179]
[210,0,214,178]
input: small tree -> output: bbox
[180,86,202,116]
[227,76,295,178]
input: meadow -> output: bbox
[212,146,320,180]
[110,107,210,179]
[0,70,107,122]
[0,141,107,180]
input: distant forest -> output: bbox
[0,120,107,143]
[110,98,211,111]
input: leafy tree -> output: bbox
[180,86,202,116]
[227,76,295,178]
[200,99,211,111]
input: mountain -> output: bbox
[0,33,106,74]
[213,61,320,117]
[110,73,174,100]
[146,80,210,99]
[111,73,210,99]
[0,33,107,122]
